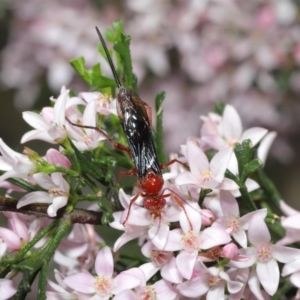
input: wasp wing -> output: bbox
[117,87,161,179]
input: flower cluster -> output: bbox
[0,85,298,298]
[0,21,299,299]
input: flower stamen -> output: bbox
[94,275,113,296]
[256,244,272,262]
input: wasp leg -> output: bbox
[116,168,137,184]
[160,159,189,170]
[66,118,131,154]
[122,192,142,226]
[162,188,193,231]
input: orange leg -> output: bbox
[162,188,193,230]
[160,159,189,170]
[122,192,142,226]
[66,118,131,154]
[116,168,137,184]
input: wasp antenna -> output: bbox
[95,26,122,88]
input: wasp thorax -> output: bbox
[139,172,164,195]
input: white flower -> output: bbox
[17,172,69,217]
[0,138,36,182]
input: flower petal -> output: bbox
[219,190,239,217]
[148,223,169,250]
[17,191,51,208]
[210,146,232,182]
[256,259,279,296]
[175,171,200,187]
[248,213,270,246]
[22,111,49,130]
[113,268,144,294]
[63,271,95,294]
[48,196,68,217]
[21,129,55,144]
[54,89,68,127]
[161,257,183,284]
[180,202,202,232]
[0,279,17,299]
[222,105,242,141]
[113,229,147,252]
[241,127,268,147]
[177,275,209,298]
[186,141,209,179]
[95,246,113,278]
[257,131,277,164]
[272,245,300,263]
[200,227,231,249]
[176,250,198,280]
[0,228,21,250]
[248,268,265,300]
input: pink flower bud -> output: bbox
[45,149,71,168]
[201,209,215,226]
[222,243,239,260]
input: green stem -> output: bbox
[272,281,292,300]
[13,272,39,300]
[199,189,212,207]
[7,178,39,192]
[45,165,79,177]
[239,185,257,212]
[256,169,282,211]
[2,220,59,266]
[42,220,72,263]
[61,139,81,173]
[155,92,167,164]
[37,264,47,300]
[80,175,101,193]
[265,219,285,238]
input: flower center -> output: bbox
[150,250,172,267]
[181,231,200,252]
[228,139,237,147]
[256,244,272,262]
[202,169,212,180]
[139,286,157,300]
[94,276,113,296]
[96,94,111,110]
[82,134,94,144]
[226,218,240,233]
[209,276,220,286]
[48,188,67,197]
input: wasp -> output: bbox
[70,27,192,228]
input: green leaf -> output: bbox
[114,37,134,89]
[7,177,39,192]
[68,139,107,185]
[234,139,254,177]
[106,20,135,90]
[70,56,90,83]
[37,264,47,300]
[105,28,115,42]
[225,169,240,185]
[13,258,44,296]
[154,91,167,164]
[240,159,263,183]
[89,62,116,90]
[214,101,225,115]
[13,257,44,274]
[97,195,114,224]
